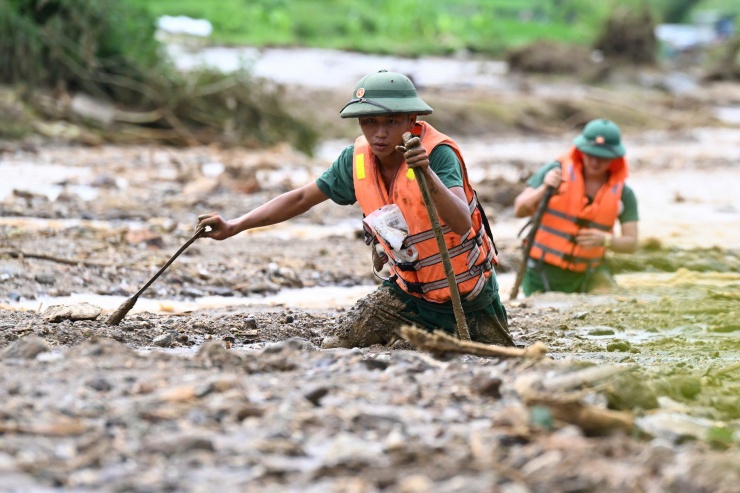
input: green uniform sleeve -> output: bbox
[429,144,464,189]
[315,145,357,205]
[619,184,639,223]
[527,161,561,188]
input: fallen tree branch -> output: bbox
[401,326,547,359]
[524,394,634,435]
[0,249,112,267]
[542,364,637,392]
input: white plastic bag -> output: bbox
[363,204,409,251]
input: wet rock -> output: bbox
[262,337,316,354]
[144,435,215,456]
[34,273,56,285]
[586,326,616,336]
[86,377,112,392]
[471,374,503,398]
[43,303,102,322]
[110,330,125,342]
[193,340,244,368]
[605,372,659,410]
[360,358,390,371]
[304,386,330,406]
[655,375,702,400]
[710,324,740,333]
[0,336,49,359]
[208,286,234,297]
[181,287,205,298]
[152,333,173,347]
[606,340,631,352]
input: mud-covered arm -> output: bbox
[197,182,329,240]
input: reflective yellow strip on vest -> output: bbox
[406,168,415,180]
[355,154,365,180]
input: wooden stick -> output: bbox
[542,364,636,392]
[0,249,112,267]
[403,131,470,341]
[510,185,555,300]
[401,326,547,359]
[525,394,634,435]
[106,227,205,325]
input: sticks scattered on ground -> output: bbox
[0,248,112,267]
[401,326,547,359]
[525,394,634,435]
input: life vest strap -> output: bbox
[396,260,492,295]
[545,208,612,232]
[531,241,603,267]
[539,224,577,243]
[393,230,484,272]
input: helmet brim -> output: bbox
[574,135,625,158]
[339,97,433,119]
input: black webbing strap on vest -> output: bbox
[474,191,498,255]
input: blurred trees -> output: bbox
[0,0,317,151]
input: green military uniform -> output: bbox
[522,127,639,296]
[317,144,509,342]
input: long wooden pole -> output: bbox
[402,133,471,341]
[509,185,555,300]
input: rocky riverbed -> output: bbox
[1,115,740,492]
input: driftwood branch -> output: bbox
[525,394,634,435]
[0,249,111,267]
[401,326,547,359]
[514,369,635,435]
[542,364,636,392]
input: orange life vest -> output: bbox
[529,146,628,272]
[353,121,497,303]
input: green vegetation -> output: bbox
[0,0,317,151]
[128,0,738,56]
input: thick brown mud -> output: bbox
[1,120,739,490]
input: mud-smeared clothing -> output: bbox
[322,280,512,349]
[352,121,497,303]
[316,123,512,347]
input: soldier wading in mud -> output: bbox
[197,70,514,348]
[513,119,639,296]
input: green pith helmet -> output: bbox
[339,70,433,119]
[573,119,626,158]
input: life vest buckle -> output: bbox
[394,262,418,272]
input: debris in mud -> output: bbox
[2,119,740,490]
[42,303,102,323]
[401,325,547,359]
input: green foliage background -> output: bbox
[1,0,737,146]
[129,0,739,57]
[0,0,318,151]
